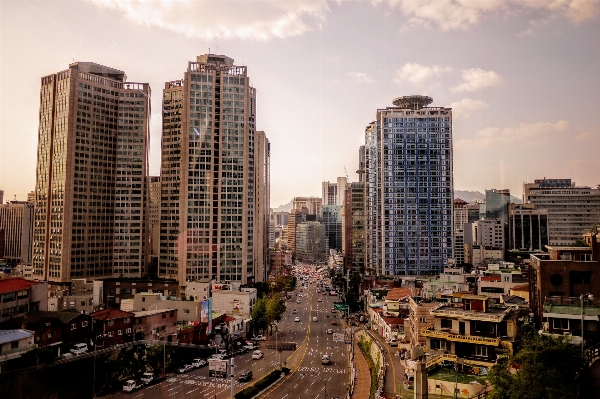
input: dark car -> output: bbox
[238,370,253,382]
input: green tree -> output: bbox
[251,296,268,334]
[487,325,586,399]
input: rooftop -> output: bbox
[0,278,38,295]
[134,309,176,317]
[91,308,135,320]
[0,329,33,345]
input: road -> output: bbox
[258,279,350,399]
[107,277,348,398]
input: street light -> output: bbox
[299,373,327,399]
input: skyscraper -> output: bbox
[159,54,265,284]
[485,189,510,223]
[33,62,150,282]
[0,201,34,264]
[255,131,271,282]
[365,95,453,276]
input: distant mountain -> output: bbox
[272,199,293,212]
[455,190,522,204]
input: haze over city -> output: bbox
[1,0,599,207]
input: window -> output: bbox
[142,297,146,302]
[440,319,452,329]
[419,317,427,322]
[108,320,114,326]
[475,345,488,357]
[124,317,130,324]
[81,301,86,307]
[183,309,190,314]
[71,323,77,330]
[82,321,88,327]
[11,342,18,349]
[162,313,166,319]
[118,329,123,335]
[126,328,132,334]
[107,331,114,337]
[553,318,569,330]
[430,339,449,351]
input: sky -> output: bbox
[1,0,599,208]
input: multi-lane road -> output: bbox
[107,275,349,399]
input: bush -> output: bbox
[234,368,289,399]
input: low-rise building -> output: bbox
[422,273,469,299]
[407,297,441,348]
[127,293,202,324]
[0,329,35,368]
[102,278,180,307]
[0,278,47,323]
[541,296,600,345]
[184,280,212,302]
[211,285,257,318]
[133,309,178,342]
[20,310,93,349]
[422,294,518,367]
[90,308,135,347]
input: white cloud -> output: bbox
[87,0,328,40]
[373,0,599,30]
[394,63,452,84]
[346,72,373,83]
[452,68,502,93]
[449,98,488,119]
[476,120,570,146]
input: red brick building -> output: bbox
[90,308,135,347]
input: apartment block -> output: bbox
[33,62,150,282]
[0,201,34,264]
[148,176,161,263]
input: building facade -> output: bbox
[508,203,548,251]
[344,182,366,275]
[322,205,343,253]
[0,202,34,264]
[365,95,454,276]
[255,131,270,282]
[33,62,150,282]
[148,176,161,263]
[158,54,263,284]
[295,222,326,263]
[322,177,348,206]
[485,189,510,223]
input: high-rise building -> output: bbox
[148,176,161,263]
[365,95,454,276]
[33,62,150,282]
[344,182,366,274]
[485,189,510,223]
[322,177,348,206]
[159,54,264,284]
[295,222,326,263]
[287,209,304,255]
[0,190,4,204]
[322,205,343,252]
[523,179,600,245]
[0,201,34,263]
[27,191,35,204]
[255,131,270,282]
[293,197,322,216]
[508,203,548,251]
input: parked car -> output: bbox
[140,372,155,385]
[251,350,264,360]
[243,343,258,351]
[294,317,300,322]
[122,380,143,392]
[238,370,253,382]
[252,335,267,341]
[331,309,337,313]
[177,364,194,374]
[192,358,207,368]
[70,343,89,355]
[209,354,225,360]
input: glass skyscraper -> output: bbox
[365,95,453,276]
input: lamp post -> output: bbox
[300,373,327,399]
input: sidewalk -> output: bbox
[352,339,371,399]
[370,331,405,398]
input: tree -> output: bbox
[251,293,287,336]
[487,325,586,399]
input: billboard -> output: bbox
[200,300,209,323]
[333,333,345,342]
[208,359,228,379]
[207,297,213,334]
[333,302,347,311]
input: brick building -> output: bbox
[90,308,135,347]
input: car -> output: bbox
[192,358,207,368]
[331,321,338,325]
[252,335,267,341]
[177,364,193,374]
[243,342,258,351]
[326,329,333,334]
[251,350,264,360]
[313,316,318,322]
[321,354,331,365]
[318,298,322,302]
[296,299,301,304]
[209,354,225,360]
[295,317,300,322]
[331,309,337,313]
[292,309,298,314]
[238,370,253,382]
[140,372,155,385]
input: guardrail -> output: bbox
[420,325,501,346]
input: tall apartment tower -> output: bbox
[148,176,161,263]
[0,201,34,263]
[33,62,150,282]
[255,131,271,282]
[159,54,263,284]
[365,95,453,276]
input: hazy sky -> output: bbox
[1,0,599,207]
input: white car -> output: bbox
[251,350,264,360]
[294,317,300,322]
[252,335,267,341]
[326,329,333,334]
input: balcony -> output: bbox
[421,324,500,346]
[430,304,511,322]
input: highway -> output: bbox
[107,271,349,398]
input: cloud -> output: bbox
[475,120,570,146]
[373,0,599,31]
[449,98,488,119]
[452,68,502,92]
[346,72,373,83]
[394,63,452,84]
[87,0,328,40]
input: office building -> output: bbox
[322,177,348,206]
[293,197,322,216]
[322,205,343,253]
[286,209,303,255]
[0,202,34,263]
[523,179,600,245]
[0,190,3,204]
[295,222,326,263]
[159,54,266,284]
[27,191,35,204]
[255,131,270,282]
[365,95,454,276]
[344,182,366,274]
[486,189,510,223]
[508,203,548,251]
[148,176,161,263]
[33,62,150,282]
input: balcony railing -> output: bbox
[421,324,500,346]
[430,304,511,322]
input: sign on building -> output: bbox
[333,333,345,342]
[208,359,228,379]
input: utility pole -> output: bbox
[230,357,235,399]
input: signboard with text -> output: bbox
[208,359,228,379]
